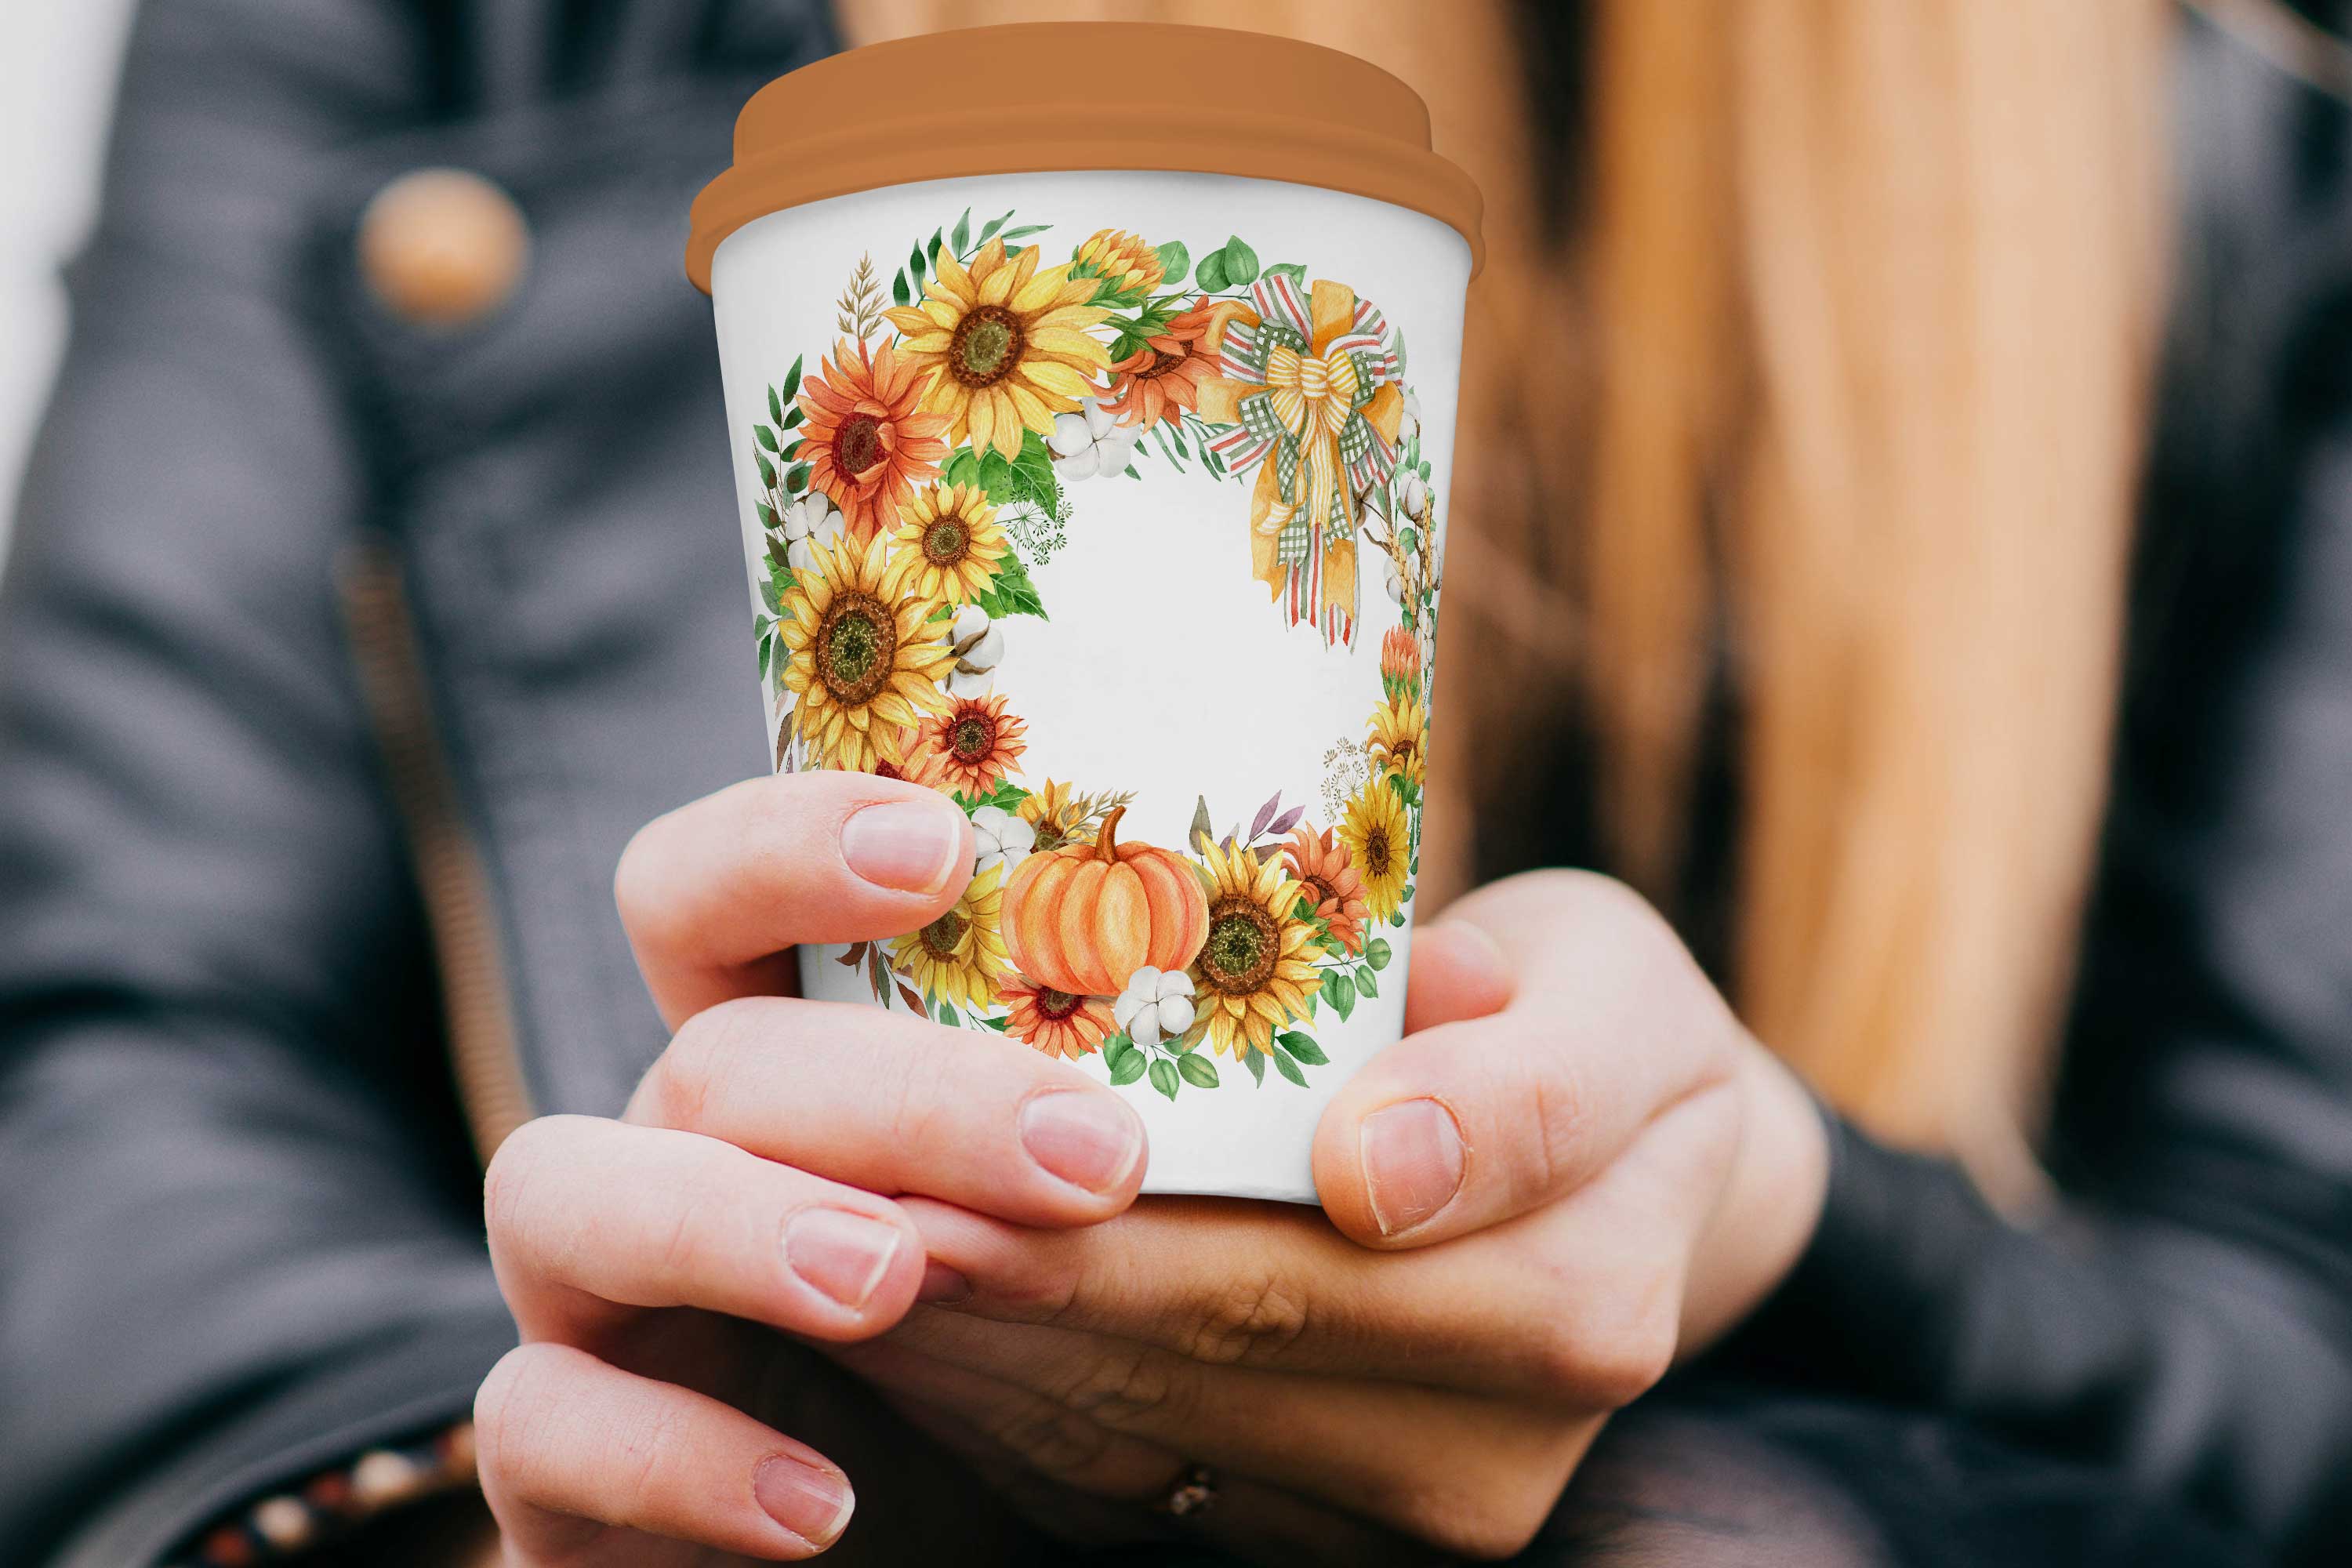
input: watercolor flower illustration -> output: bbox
[775,532,954,772]
[795,337,951,540]
[1001,978,1118,1060]
[1070,227,1163,303]
[908,691,1028,797]
[884,482,1010,606]
[884,237,1111,459]
[1188,835,1320,1060]
[1099,297,1232,430]
[1283,822,1370,956]
[746,209,1441,1097]
[1338,777,1410,922]
[1367,689,1428,789]
[889,862,1008,1012]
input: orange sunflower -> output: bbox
[1281,823,1370,956]
[796,337,950,541]
[907,692,1028,797]
[883,238,1111,459]
[1000,978,1118,1060]
[1098,298,1238,430]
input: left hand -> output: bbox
[822,870,1830,1564]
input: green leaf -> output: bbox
[978,208,1013,245]
[782,354,804,405]
[782,405,804,430]
[977,1014,1009,1032]
[1220,235,1261,286]
[757,631,771,678]
[1390,909,1407,927]
[768,385,784,424]
[909,244,927,289]
[975,552,1049,621]
[927,227,946,267]
[785,462,811,494]
[951,207,972,253]
[1109,1049,1147,1086]
[756,425,780,453]
[1153,239,1191,287]
[756,452,778,489]
[1263,261,1307,285]
[1178,1053,1220,1089]
[1402,883,1416,902]
[1245,1049,1267,1085]
[891,270,911,307]
[756,499,777,528]
[1364,937,1392,971]
[1277,1030,1328,1065]
[936,1000,959,1028]
[998,223,1051,242]
[1149,1058,1181,1100]
[1353,965,1378,998]
[1323,970,1356,1022]
[1196,249,1229,292]
[1269,1042,1308,1087]
[782,439,803,460]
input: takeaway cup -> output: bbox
[688,22,1483,1200]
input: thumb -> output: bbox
[1401,915,1518,1034]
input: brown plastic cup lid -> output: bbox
[686,21,1484,293]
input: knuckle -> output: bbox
[646,998,766,1130]
[1536,1273,1677,1409]
[1401,1474,1562,1562]
[1051,1344,1189,1432]
[1173,1273,1311,1367]
[983,1395,1116,1483]
[482,1115,570,1245]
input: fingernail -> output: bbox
[1360,1098,1466,1236]
[841,800,962,895]
[783,1208,902,1308]
[918,1258,971,1305]
[754,1454,855,1546]
[1019,1091,1144,1193]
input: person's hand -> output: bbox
[471,773,1156,1566]
[825,870,1830,1563]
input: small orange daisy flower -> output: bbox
[908,692,1028,797]
[1000,978,1118,1059]
[796,337,951,540]
[1099,298,1236,430]
[1281,823,1370,956]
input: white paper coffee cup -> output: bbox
[691,24,1481,1201]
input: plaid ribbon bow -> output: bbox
[1198,274,1405,646]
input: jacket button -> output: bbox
[358,168,530,328]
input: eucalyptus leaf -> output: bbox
[1365,937,1392,971]
[1353,965,1378,998]
[1153,238,1190,287]
[1109,1051,1147,1086]
[1149,1058,1181,1101]
[1323,970,1356,1022]
[1220,235,1260,286]
[1278,1031,1329,1065]
[1178,1054,1219,1089]
[1263,261,1307,285]
[1196,250,1229,293]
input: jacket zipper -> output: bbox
[339,539,535,1163]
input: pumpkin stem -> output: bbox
[1095,805,1126,862]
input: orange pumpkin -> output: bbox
[1003,806,1209,997]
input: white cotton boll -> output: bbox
[786,536,818,573]
[1083,399,1119,441]
[1156,993,1195,1036]
[947,665,996,699]
[960,624,1004,670]
[1047,410,1094,460]
[1384,562,1406,604]
[1400,472,1429,516]
[1155,969,1193,1003]
[969,805,1035,878]
[950,603,991,644]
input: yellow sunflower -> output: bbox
[889,862,1009,1013]
[884,482,1009,606]
[1018,778,1094,851]
[883,237,1112,459]
[1367,689,1428,789]
[775,532,954,772]
[1188,836,1320,1061]
[1338,779,1412,922]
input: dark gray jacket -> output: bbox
[1,4,2348,1566]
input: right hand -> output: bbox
[473,772,1150,1565]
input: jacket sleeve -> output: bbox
[0,5,517,1565]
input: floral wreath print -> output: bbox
[746,212,1439,1098]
